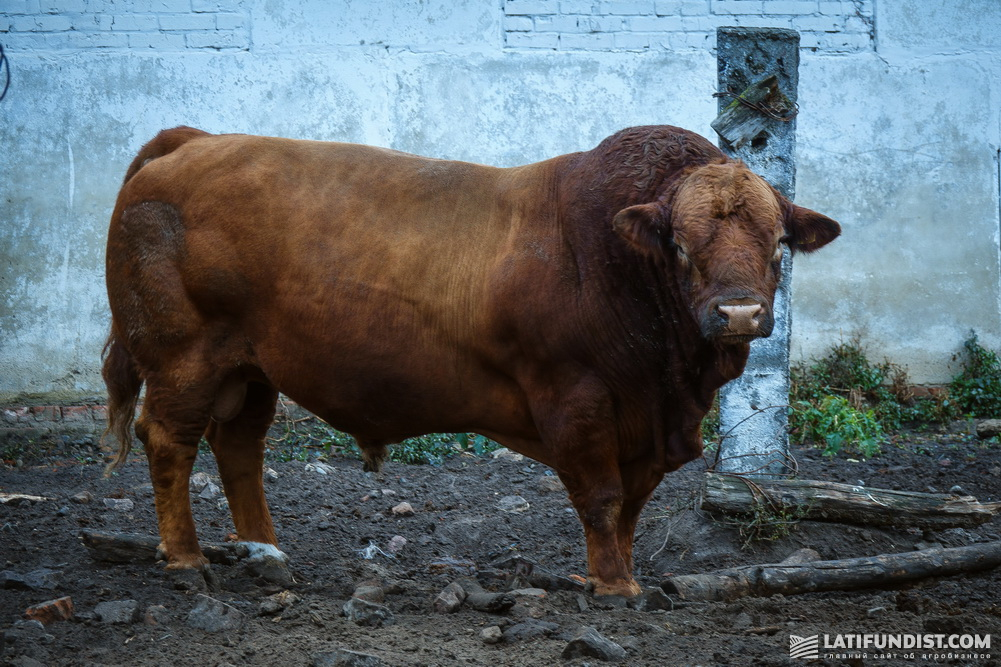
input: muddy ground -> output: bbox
[1,421,1000,667]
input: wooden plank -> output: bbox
[701,473,1001,529]
[79,530,245,565]
[711,74,795,149]
[663,542,1001,602]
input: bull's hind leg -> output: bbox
[134,381,214,577]
[204,381,291,584]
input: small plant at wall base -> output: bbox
[790,394,884,458]
[949,332,1001,418]
[788,336,961,458]
[789,337,900,458]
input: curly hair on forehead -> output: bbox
[586,126,725,201]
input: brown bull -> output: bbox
[103,125,839,597]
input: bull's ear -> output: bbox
[784,204,841,253]
[613,203,671,256]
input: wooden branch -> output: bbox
[0,492,53,504]
[702,473,1001,529]
[79,530,245,565]
[977,419,1001,439]
[662,541,1001,602]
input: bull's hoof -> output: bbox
[589,578,643,599]
[242,542,293,587]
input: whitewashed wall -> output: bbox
[1,0,999,402]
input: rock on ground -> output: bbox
[561,626,627,662]
[186,594,245,632]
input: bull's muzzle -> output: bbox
[703,296,773,343]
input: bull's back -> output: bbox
[109,132,547,439]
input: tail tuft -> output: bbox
[101,335,143,475]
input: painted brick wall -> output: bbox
[503,0,874,52]
[3,1,874,53]
[1,0,249,51]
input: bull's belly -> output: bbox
[251,333,536,446]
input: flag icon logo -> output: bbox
[790,635,819,660]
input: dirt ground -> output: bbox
[2,421,1000,667]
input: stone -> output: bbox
[342,597,395,627]
[259,590,301,616]
[198,482,221,500]
[432,581,466,614]
[465,590,515,614]
[561,626,627,662]
[70,491,93,504]
[536,475,564,493]
[189,471,212,491]
[102,498,134,511]
[352,585,385,604]
[243,544,293,587]
[0,568,59,591]
[186,594,245,632]
[263,467,279,483]
[490,447,524,462]
[94,599,141,624]
[144,604,170,625]
[631,588,675,612]
[480,625,503,644]
[1,620,55,665]
[305,462,337,475]
[502,618,559,642]
[390,502,414,516]
[312,648,383,667]
[497,495,529,513]
[386,535,407,554]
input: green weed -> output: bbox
[789,337,897,457]
[265,409,500,465]
[790,395,884,458]
[949,332,1001,418]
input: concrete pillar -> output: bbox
[715,27,799,477]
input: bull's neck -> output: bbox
[554,155,747,413]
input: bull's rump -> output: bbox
[107,133,544,442]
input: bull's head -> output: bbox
[613,161,840,345]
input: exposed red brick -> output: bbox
[24,596,74,625]
[60,406,90,422]
[910,385,947,399]
[30,406,60,422]
[2,407,30,424]
[91,405,108,421]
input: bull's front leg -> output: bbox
[560,470,643,597]
[541,377,644,597]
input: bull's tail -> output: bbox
[101,334,143,474]
[121,125,211,185]
[102,126,211,473]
